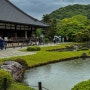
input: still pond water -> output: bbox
[24,58,90,90]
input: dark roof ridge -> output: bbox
[6,0,38,22]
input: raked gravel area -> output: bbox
[0,43,58,59]
[0,47,36,59]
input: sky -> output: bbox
[10,0,90,20]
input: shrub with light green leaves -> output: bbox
[27,46,41,51]
[72,79,90,90]
[0,69,13,90]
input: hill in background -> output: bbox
[47,4,90,21]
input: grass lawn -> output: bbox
[0,42,89,67]
[7,82,35,90]
[9,50,89,67]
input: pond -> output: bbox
[23,58,90,90]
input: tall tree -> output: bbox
[56,15,88,41]
[42,15,57,40]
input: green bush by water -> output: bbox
[72,79,90,90]
[0,69,13,90]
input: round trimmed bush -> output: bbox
[27,46,41,51]
[72,79,90,90]
[0,69,13,90]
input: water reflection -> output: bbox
[23,58,90,90]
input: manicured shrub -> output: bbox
[72,79,90,90]
[0,69,13,90]
[27,46,41,51]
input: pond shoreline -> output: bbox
[24,56,90,90]
[28,56,90,69]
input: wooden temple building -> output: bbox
[0,0,49,47]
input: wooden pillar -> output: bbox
[25,31,27,39]
[3,78,7,90]
[28,27,32,37]
[15,24,17,38]
[38,82,42,90]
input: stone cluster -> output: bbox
[1,61,23,81]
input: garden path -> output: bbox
[0,47,36,59]
[0,43,58,59]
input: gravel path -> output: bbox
[0,43,58,59]
[0,47,36,59]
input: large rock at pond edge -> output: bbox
[1,61,23,81]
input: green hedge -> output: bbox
[72,79,90,90]
[27,46,41,51]
[0,69,13,90]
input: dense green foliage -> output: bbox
[42,4,90,41]
[48,4,90,20]
[72,79,90,90]
[42,15,57,39]
[56,15,90,41]
[27,46,41,51]
[36,28,42,37]
[0,69,13,90]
